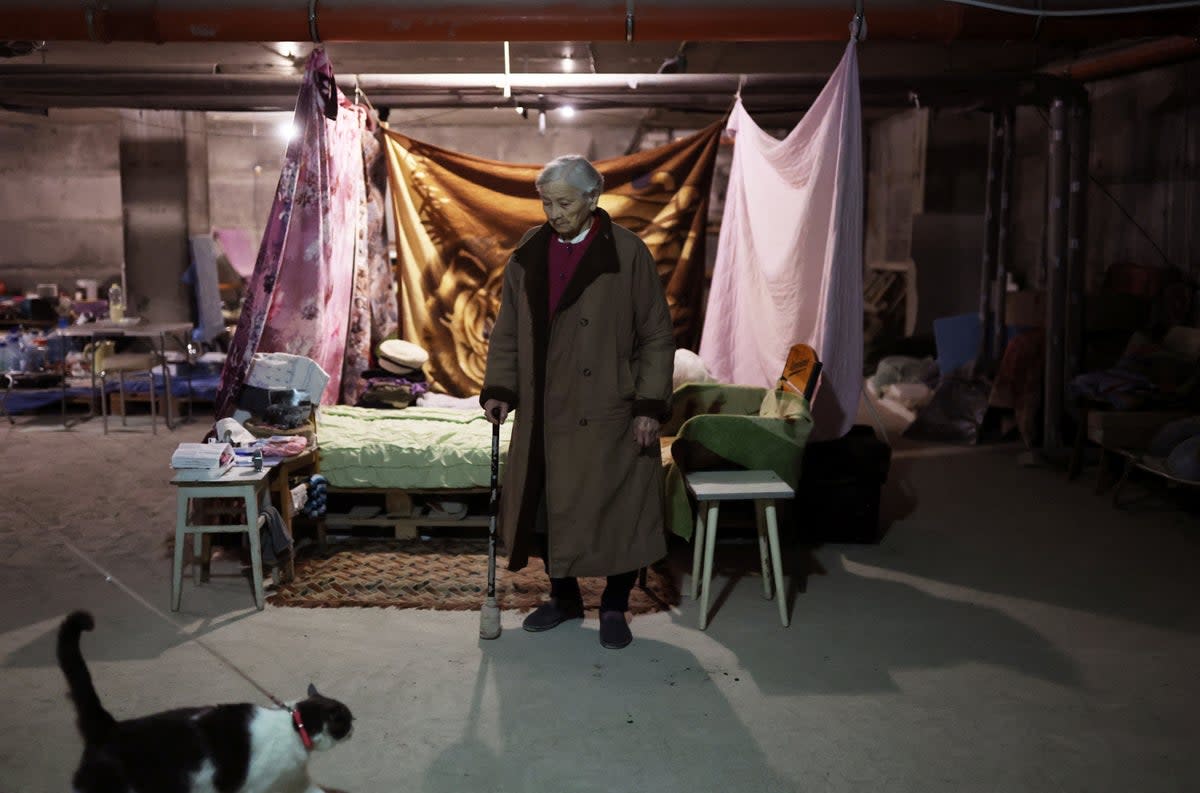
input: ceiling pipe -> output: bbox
[0,70,1079,111]
[1042,35,1200,81]
[0,0,1195,43]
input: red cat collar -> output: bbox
[291,707,314,751]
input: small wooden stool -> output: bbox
[685,469,794,630]
[170,467,272,611]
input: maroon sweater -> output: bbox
[547,215,600,316]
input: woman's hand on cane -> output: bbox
[483,399,510,424]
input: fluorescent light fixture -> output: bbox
[538,110,546,135]
[502,41,512,98]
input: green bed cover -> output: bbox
[316,405,512,490]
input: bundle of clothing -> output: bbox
[228,352,328,439]
[355,339,431,409]
[1070,329,1200,411]
[355,371,429,409]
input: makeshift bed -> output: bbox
[314,404,514,541]
[312,376,815,545]
[1,372,221,423]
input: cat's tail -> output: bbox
[57,611,116,744]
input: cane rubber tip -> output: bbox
[479,600,501,640]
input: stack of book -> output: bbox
[171,442,235,481]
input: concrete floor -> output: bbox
[1,407,1199,793]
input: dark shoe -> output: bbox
[522,598,584,632]
[599,610,632,649]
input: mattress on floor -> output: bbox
[316,404,511,490]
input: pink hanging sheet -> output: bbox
[211,228,257,279]
[215,49,366,418]
[700,40,863,441]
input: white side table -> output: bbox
[170,466,272,611]
[685,469,794,630]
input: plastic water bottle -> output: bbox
[108,283,125,322]
[15,331,29,371]
[46,318,68,365]
[27,335,46,372]
[7,331,25,372]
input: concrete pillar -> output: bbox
[978,110,1003,368]
[185,111,210,236]
[1065,99,1090,388]
[992,107,1015,361]
[1043,99,1069,453]
[119,110,192,324]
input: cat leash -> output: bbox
[8,484,320,750]
[57,537,317,750]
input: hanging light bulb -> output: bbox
[278,122,297,141]
[538,109,546,135]
[561,49,574,73]
[560,105,576,119]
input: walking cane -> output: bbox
[479,409,502,639]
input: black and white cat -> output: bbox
[57,610,354,793]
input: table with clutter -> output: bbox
[170,431,319,611]
[0,316,204,428]
[57,319,194,429]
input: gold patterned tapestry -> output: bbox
[383,120,724,397]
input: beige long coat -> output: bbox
[481,209,674,577]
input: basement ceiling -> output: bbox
[0,2,1196,128]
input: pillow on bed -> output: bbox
[417,392,485,410]
[673,348,714,391]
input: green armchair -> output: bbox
[663,382,814,539]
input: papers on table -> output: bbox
[171,442,235,480]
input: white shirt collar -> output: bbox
[556,218,593,245]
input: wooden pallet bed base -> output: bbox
[317,485,491,546]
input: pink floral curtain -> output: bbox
[215,49,368,419]
[339,112,399,405]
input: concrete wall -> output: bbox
[1086,59,1199,289]
[0,109,124,297]
[867,107,989,333]
[872,58,1199,334]
[206,115,291,252]
[1011,106,1049,289]
[1012,59,1200,292]
[119,110,194,323]
[912,213,984,334]
[865,109,927,265]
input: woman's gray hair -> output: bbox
[535,154,604,199]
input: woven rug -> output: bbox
[266,539,681,613]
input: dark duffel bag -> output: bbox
[795,425,891,543]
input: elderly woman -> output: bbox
[481,154,674,649]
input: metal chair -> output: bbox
[100,352,161,434]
